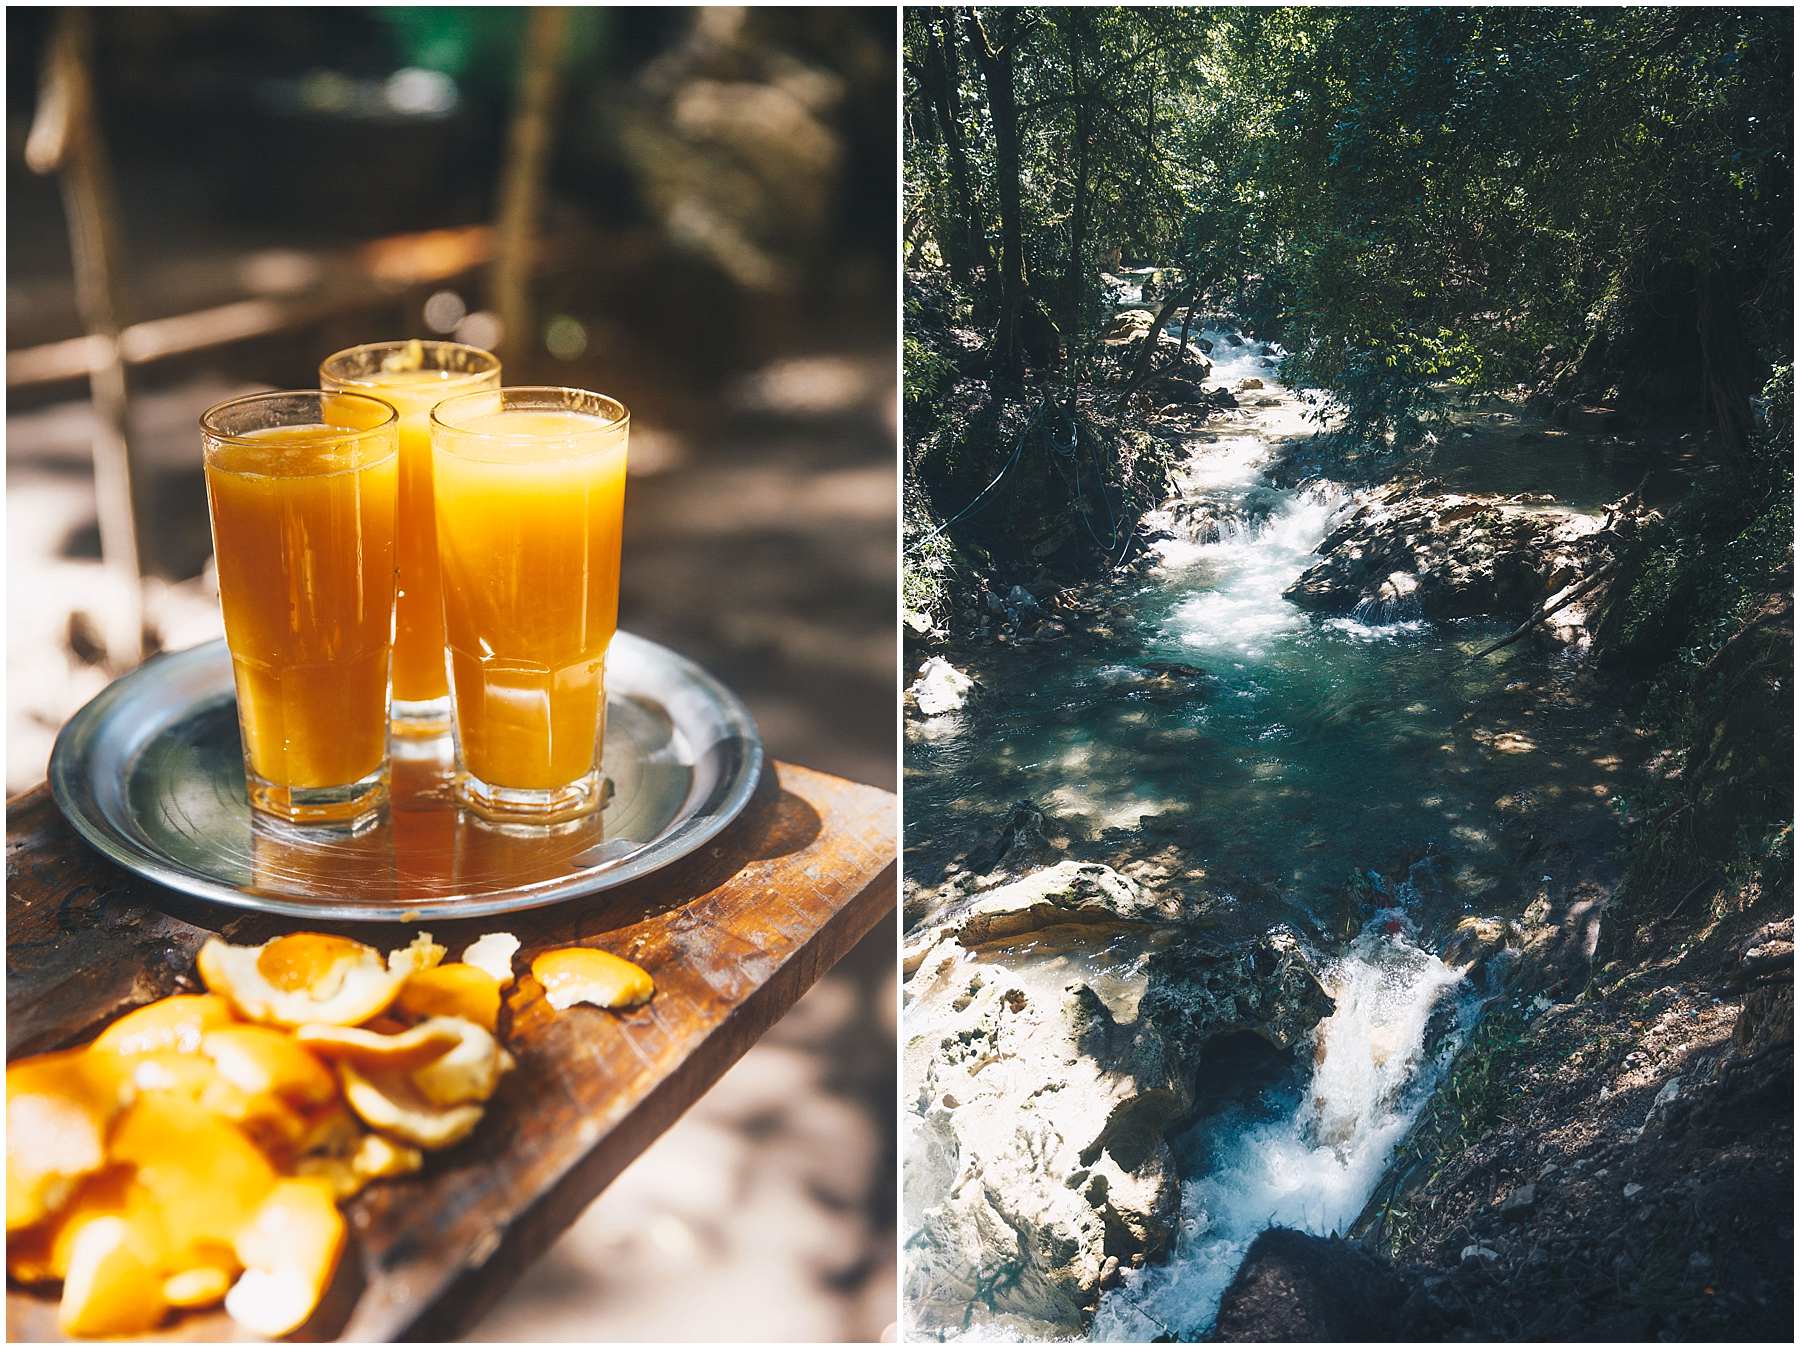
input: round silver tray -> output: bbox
[49,634,762,923]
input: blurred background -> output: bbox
[5,6,895,1341]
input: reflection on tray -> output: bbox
[247,740,637,903]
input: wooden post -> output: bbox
[26,8,143,668]
[490,7,567,371]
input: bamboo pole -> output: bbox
[490,7,567,370]
[26,8,142,667]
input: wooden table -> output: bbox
[5,760,895,1341]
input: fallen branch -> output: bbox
[1660,869,1724,925]
[1465,563,1618,663]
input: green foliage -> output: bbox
[907,6,1792,448]
[904,332,956,423]
[1377,1000,1533,1257]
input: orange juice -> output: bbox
[321,342,500,733]
[202,393,399,825]
[431,390,629,821]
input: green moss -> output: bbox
[1373,1001,1534,1258]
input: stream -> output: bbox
[906,324,1646,1338]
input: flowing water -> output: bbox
[906,324,1644,1337]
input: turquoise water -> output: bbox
[907,336,1634,936]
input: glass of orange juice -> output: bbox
[320,339,501,737]
[201,390,400,828]
[430,386,629,824]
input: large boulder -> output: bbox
[903,860,1180,974]
[1213,1229,1432,1341]
[903,864,1332,1338]
[908,656,975,717]
[1103,308,1158,346]
[1284,484,1604,622]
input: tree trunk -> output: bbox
[921,15,989,293]
[27,8,142,667]
[1695,263,1756,470]
[1111,282,1198,410]
[1058,11,1092,391]
[491,7,566,371]
[964,10,1028,378]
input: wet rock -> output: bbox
[1122,661,1212,699]
[934,859,1183,950]
[959,800,1064,879]
[908,657,975,717]
[1235,377,1265,391]
[903,886,1332,1338]
[1148,371,1218,405]
[1213,1229,1421,1341]
[1441,916,1524,989]
[1006,584,1041,614]
[1460,1244,1501,1267]
[1139,927,1334,1055]
[1284,483,1603,623]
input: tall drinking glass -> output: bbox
[430,387,630,823]
[320,340,501,736]
[201,390,399,827]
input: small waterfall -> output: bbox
[1158,472,1343,660]
[1094,912,1477,1342]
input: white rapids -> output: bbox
[1094,911,1479,1341]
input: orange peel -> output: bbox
[6,1050,130,1232]
[293,1018,466,1070]
[395,962,503,1031]
[387,931,447,975]
[57,1215,166,1338]
[8,926,536,1337]
[409,1017,512,1108]
[532,946,655,1011]
[198,933,409,1028]
[163,1263,232,1310]
[224,1176,345,1339]
[295,1127,424,1199]
[109,1093,274,1269]
[201,1025,338,1111]
[90,994,238,1057]
[337,1058,486,1151]
[460,931,521,987]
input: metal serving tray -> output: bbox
[48,634,762,923]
